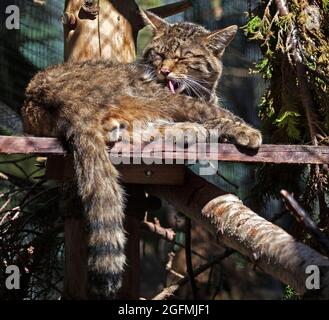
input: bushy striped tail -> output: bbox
[69,127,126,299]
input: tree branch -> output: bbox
[147,170,329,297]
[141,220,175,242]
[280,189,329,256]
[148,1,192,18]
[152,250,232,300]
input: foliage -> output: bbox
[244,1,328,236]
[282,285,298,300]
[244,0,329,143]
[0,156,63,299]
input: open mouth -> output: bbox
[168,80,183,94]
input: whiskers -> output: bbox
[134,61,158,82]
[136,60,219,100]
[181,75,214,100]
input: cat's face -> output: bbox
[141,11,237,100]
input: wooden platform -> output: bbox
[1,136,328,186]
[0,135,328,164]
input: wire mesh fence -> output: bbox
[0,0,64,132]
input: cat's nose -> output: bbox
[160,67,171,76]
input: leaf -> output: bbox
[274,111,301,140]
[244,16,263,35]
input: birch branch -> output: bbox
[147,171,329,297]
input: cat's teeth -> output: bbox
[168,80,176,94]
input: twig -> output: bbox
[168,269,185,279]
[141,220,175,242]
[0,172,8,180]
[185,217,198,299]
[141,219,207,260]
[0,198,11,214]
[280,190,329,256]
[152,250,232,300]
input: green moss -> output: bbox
[245,0,329,233]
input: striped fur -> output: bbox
[69,126,126,298]
[21,11,262,299]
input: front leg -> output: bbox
[144,121,208,147]
[172,97,262,149]
[204,117,262,149]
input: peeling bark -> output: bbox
[203,194,329,296]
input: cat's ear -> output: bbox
[140,10,169,31]
[204,25,238,57]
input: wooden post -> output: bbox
[63,0,143,62]
[61,184,88,299]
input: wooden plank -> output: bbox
[45,155,186,185]
[1,136,328,165]
[117,164,186,185]
[0,136,64,155]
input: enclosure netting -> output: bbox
[0,0,64,133]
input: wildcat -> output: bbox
[21,11,262,298]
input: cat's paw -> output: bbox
[234,127,262,149]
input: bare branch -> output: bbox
[280,190,329,256]
[141,220,175,242]
[184,217,198,299]
[152,250,232,300]
[149,1,192,19]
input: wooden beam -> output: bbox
[148,1,192,18]
[63,0,142,62]
[1,136,328,165]
[45,155,186,185]
[0,136,64,155]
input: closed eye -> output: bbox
[178,55,205,62]
[154,52,165,60]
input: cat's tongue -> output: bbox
[168,80,176,94]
